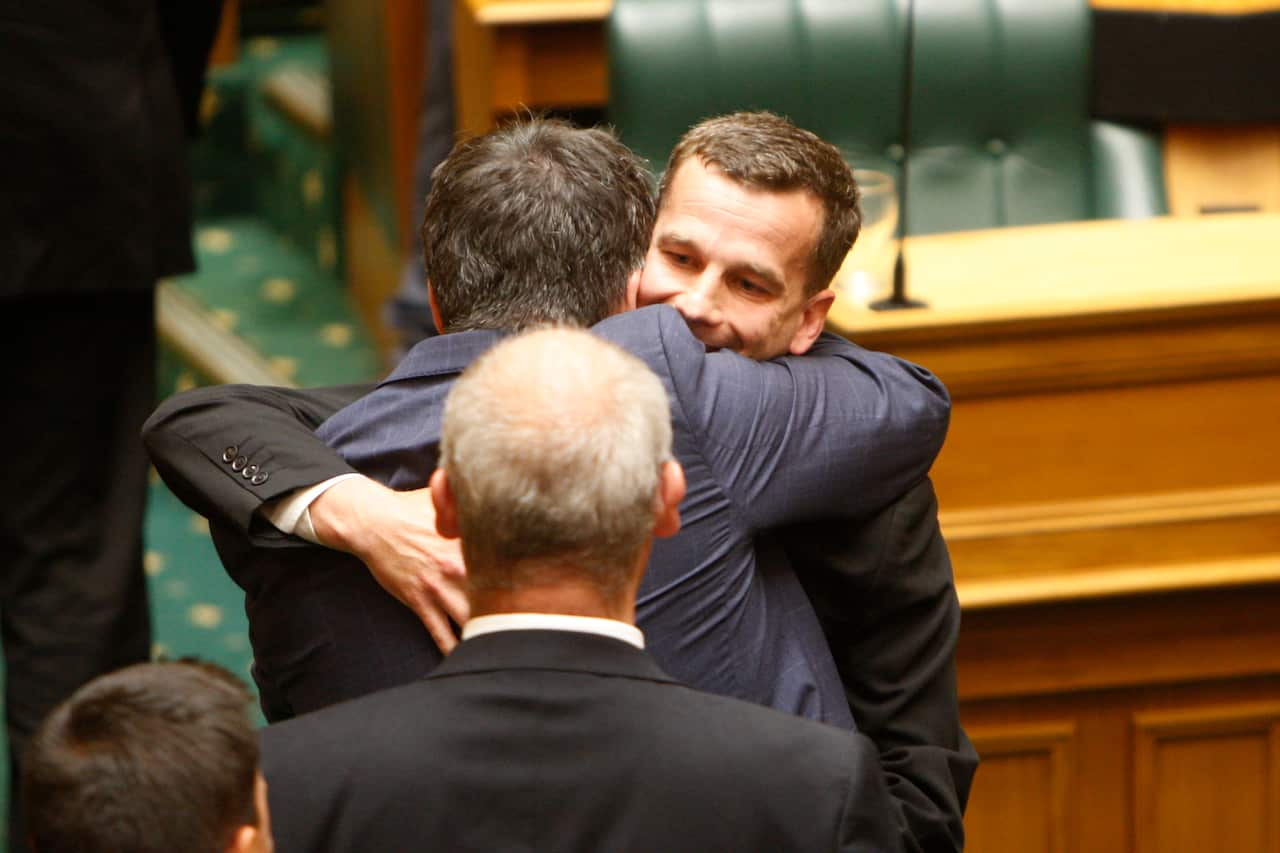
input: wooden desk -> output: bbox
[828,214,1280,851]
[453,0,611,138]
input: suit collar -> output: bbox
[380,329,507,385]
[429,629,678,686]
[381,306,696,387]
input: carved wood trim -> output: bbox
[946,484,1280,609]
[943,484,1280,540]
[959,556,1280,610]
[856,299,1280,400]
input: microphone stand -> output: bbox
[871,0,926,311]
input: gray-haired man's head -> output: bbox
[431,328,684,607]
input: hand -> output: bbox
[309,476,469,652]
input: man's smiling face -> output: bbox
[637,157,836,359]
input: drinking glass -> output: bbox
[834,169,899,305]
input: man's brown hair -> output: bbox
[22,660,259,853]
[658,111,862,295]
[424,117,656,332]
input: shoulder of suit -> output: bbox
[592,305,705,370]
[637,679,866,753]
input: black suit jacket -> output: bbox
[263,629,905,853]
[0,0,196,296]
[144,380,976,852]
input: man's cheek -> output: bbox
[634,272,665,306]
[634,273,667,307]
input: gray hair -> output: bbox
[439,328,672,594]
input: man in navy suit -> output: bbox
[261,326,905,852]
[145,115,974,849]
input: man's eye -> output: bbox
[665,251,691,267]
[738,279,766,295]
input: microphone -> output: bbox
[871,0,926,311]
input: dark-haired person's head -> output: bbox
[639,111,862,359]
[22,661,271,853]
[423,117,656,334]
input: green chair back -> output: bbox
[608,0,1166,235]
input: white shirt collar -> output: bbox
[462,613,645,649]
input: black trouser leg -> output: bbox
[0,291,155,851]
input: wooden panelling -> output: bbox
[491,24,606,112]
[856,300,1280,400]
[341,175,401,364]
[1166,125,1280,216]
[932,373,1280,511]
[387,0,427,256]
[1134,703,1280,853]
[329,0,424,358]
[468,0,611,24]
[210,0,240,66]
[454,0,608,138]
[828,215,1280,338]
[964,723,1076,853]
[1091,0,1280,12]
[957,585,1280,702]
[822,215,1280,851]
[962,681,1280,853]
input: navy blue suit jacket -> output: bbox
[309,305,947,728]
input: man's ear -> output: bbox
[787,288,836,355]
[652,460,686,538]
[622,268,642,312]
[226,773,273,853]
[427,281,447,335]
[429,469,461,539]
[227,824,265,853]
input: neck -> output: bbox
[469,579,635,625]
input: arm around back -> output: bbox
[141,383,370,539]
[650,305,951,528]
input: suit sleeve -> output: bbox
[834,732,910,853]
[786,479,978,853]
[662,318,951,528]
[141,383,372,540]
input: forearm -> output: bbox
[699,331,951,526]
[142,383,370,536]
[798,332,951,513]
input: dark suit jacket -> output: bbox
[262,628,906,853]
[144,307,975,849]
[0,0,195,296]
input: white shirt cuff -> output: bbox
[259,473,363,544]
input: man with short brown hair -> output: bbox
[23,661,271,853]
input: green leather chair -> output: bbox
[608,0,1167,235]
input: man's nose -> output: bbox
[674,277,723,326]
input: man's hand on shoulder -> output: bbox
[309,477,469,652]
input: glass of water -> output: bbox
[834,169,899,305]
